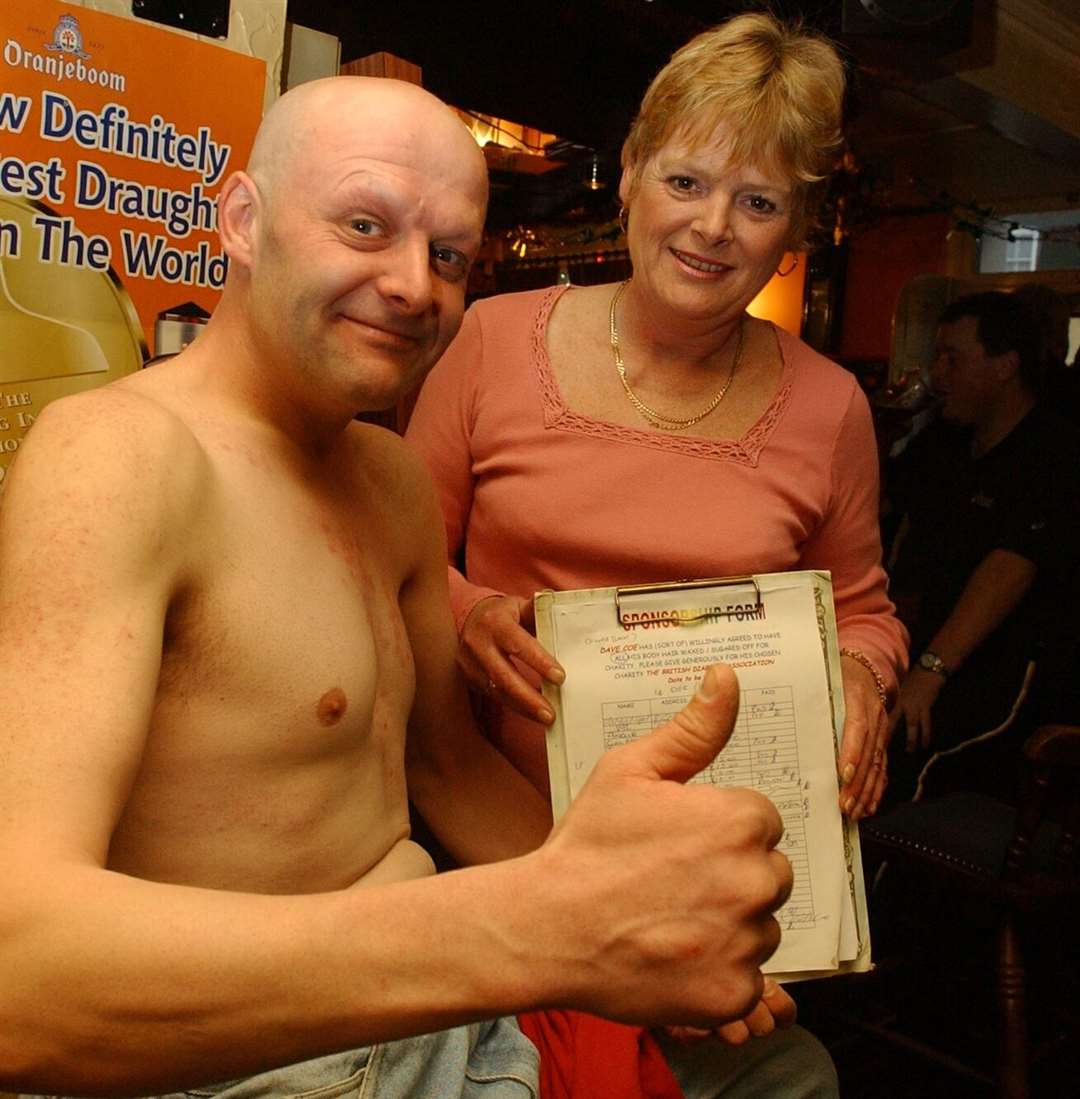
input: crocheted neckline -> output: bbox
[532,283,794,465]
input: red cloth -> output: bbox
[517,1011,685,1099]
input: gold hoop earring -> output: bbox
[618,205,629,234]
[776,254,799,278]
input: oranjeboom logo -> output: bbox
[4,12,125,91]
[44,14,90,60]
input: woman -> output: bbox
[406,14,905,824]
[408,13,900,1095]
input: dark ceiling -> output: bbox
[285,1,895,152]
[282,1,1080,232]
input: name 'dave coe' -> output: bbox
[0,90,233,288]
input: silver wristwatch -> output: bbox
[917,650,950,678]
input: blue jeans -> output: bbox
[661,1024,839,1099]
[25,1018,539,1099]
[25,1018,836,1098]
[164,1020,835,1099]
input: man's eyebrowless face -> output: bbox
[931,315,1005,426]
[228,78,488,414]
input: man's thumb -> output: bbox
[624,664,740,783]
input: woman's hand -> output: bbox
[663,979,796,1046]
[837,655,889,820]
[458,595,565,724]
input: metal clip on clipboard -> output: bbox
[614,575,763,629]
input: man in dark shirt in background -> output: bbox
[886,291,1080,801]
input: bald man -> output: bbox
[0,79,824,1098]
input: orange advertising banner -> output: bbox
[0,0,264,482]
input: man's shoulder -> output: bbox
[1030,407,1080,497]
[345,420,437,507]
[6,380,210,513]
[987,405,1080,487]
[1023,403,1080,458]
[341,422,446,577]
[0,382,216,596]
[42,377,201,452]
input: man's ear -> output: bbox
[217,171,260,269]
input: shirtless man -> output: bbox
[0,78,803,1097]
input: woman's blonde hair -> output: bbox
[621,11,846,247]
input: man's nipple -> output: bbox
[316,687,348,726]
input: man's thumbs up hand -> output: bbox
[614,664,743,783]
[529,665,793,1027]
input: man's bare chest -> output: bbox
[99,394,426,888]
[152,457,416,770]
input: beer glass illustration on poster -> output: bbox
[0,0,264,483]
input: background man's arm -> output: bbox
[889,548,1036,750]
[0,400,788,1095]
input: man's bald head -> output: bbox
[213,75,489,411]
[246,77,487,214]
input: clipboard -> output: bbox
[534,570,871,981]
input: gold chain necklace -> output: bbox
[609,279,744,432]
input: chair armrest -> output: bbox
[1024,724,1080,767]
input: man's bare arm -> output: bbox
[398,451,552,864]
[0,402,787,1094]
